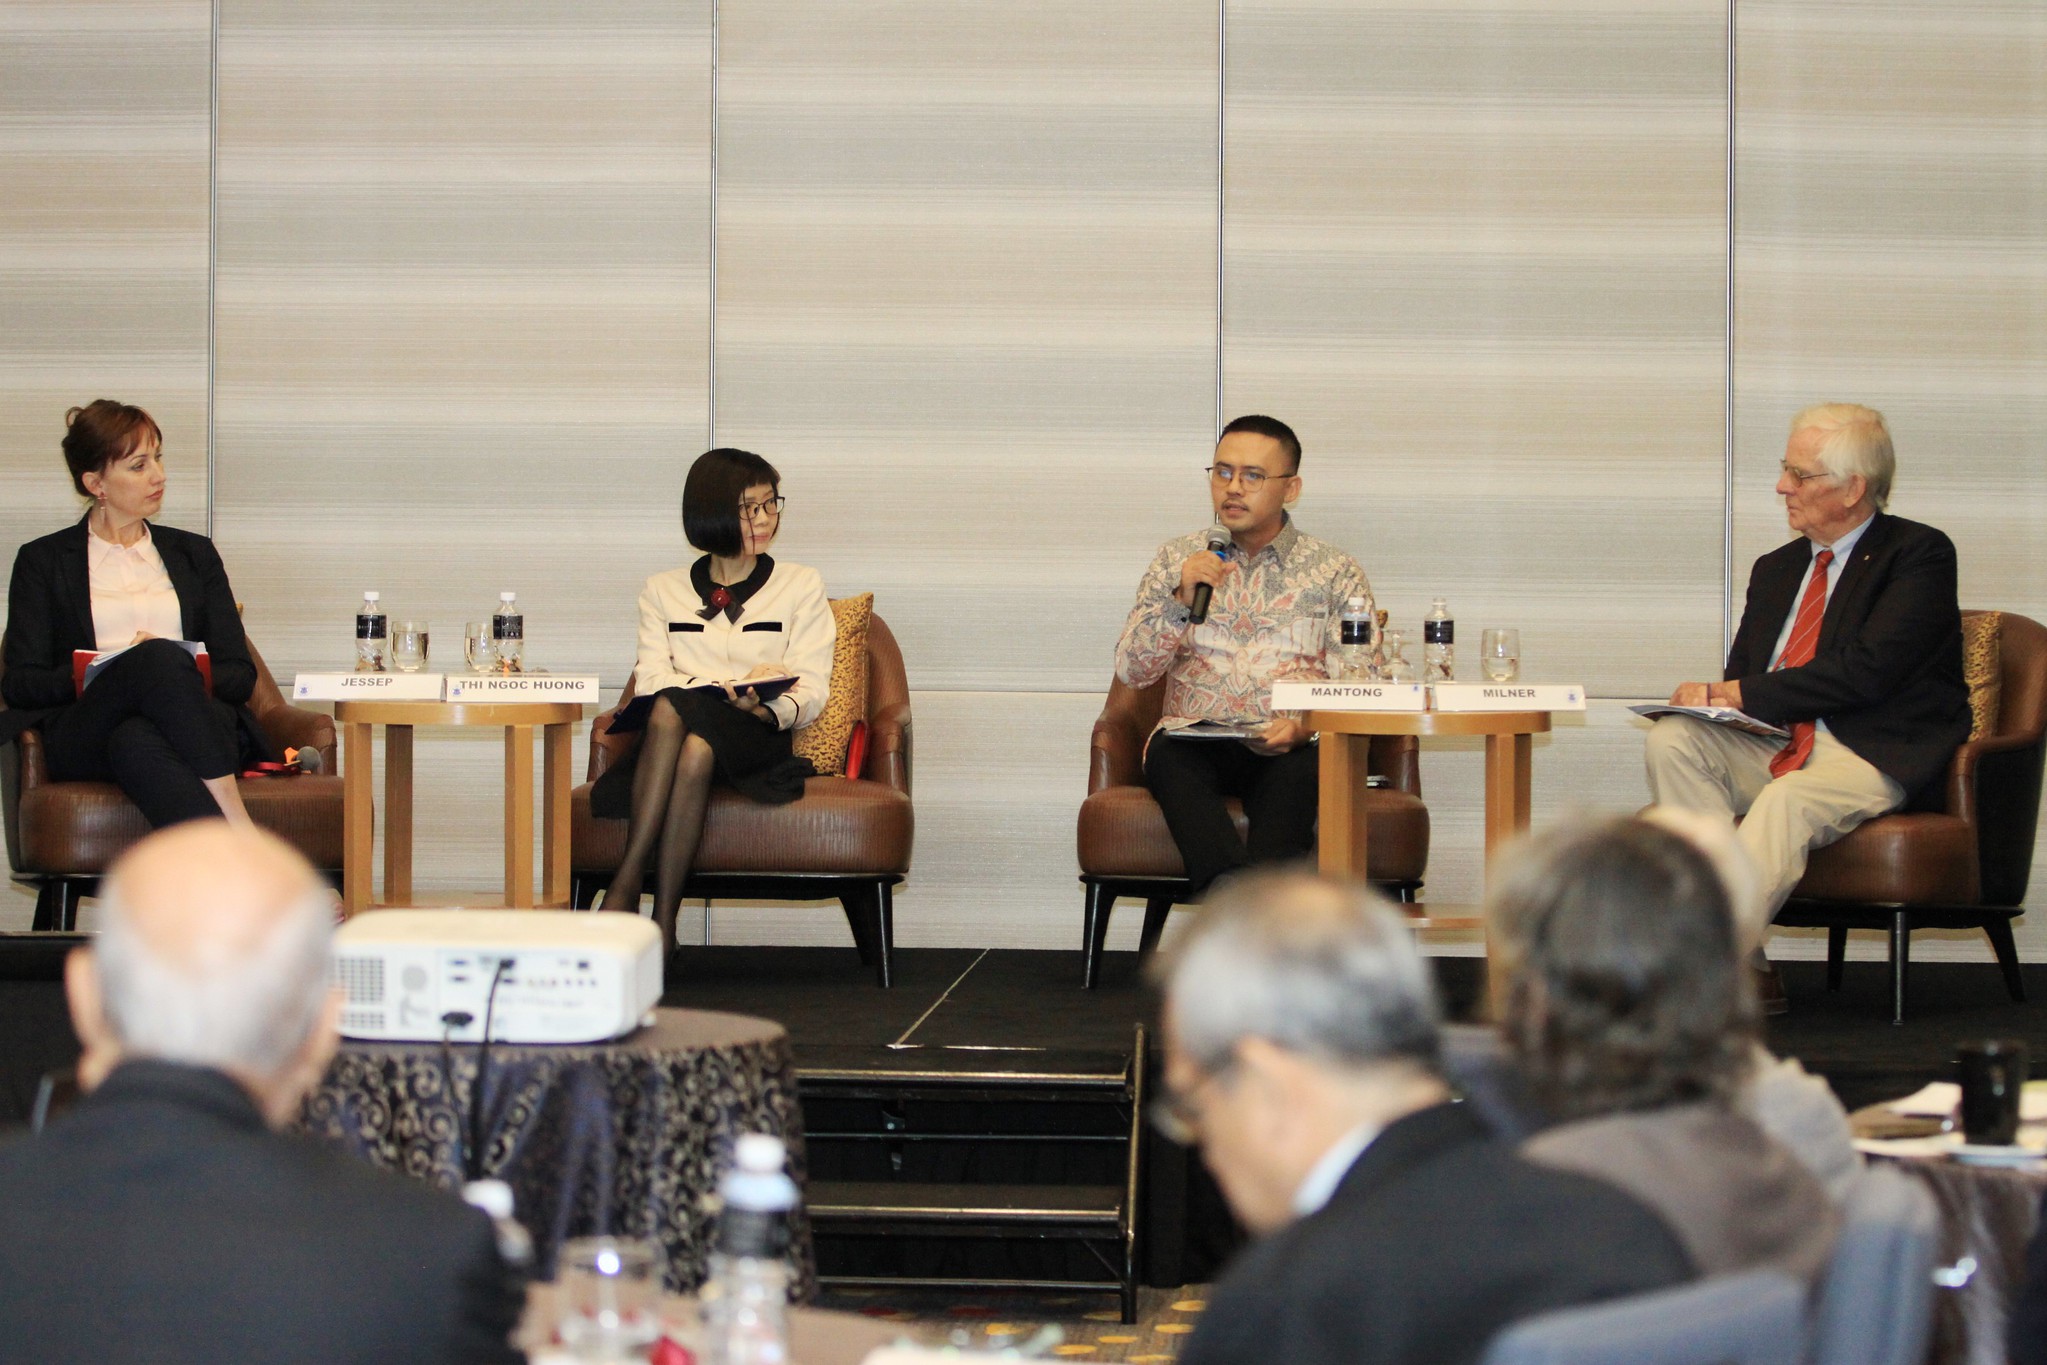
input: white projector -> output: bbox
[332,910,664,1044]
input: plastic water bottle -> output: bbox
[1338,596,1374,680]
[701,1133,797,1365]
[491,592,524,674]
[355,592,387,672]
[1424,597,1455,683]
[460,1179,534,1283]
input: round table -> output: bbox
[1307,709,1552,887]
[302,1007,812,1296]
[336,699,585,913]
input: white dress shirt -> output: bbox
[1290,1121,1381,1218]
[1766,515,1874,739]
[87,523,182,650]
[633,558,835,731]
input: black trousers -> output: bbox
[42,640,240,828]
[1143,734,1320,896]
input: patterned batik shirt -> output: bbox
[1115,517,1372,734]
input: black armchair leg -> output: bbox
[1983,916,2027,1003]
[32,882,63,933]
[1083,883,1117,989]
[1138,897,1174,958]
[872,881,895,989]
[1889,911,1910,1026]
[1825,926,1848,992]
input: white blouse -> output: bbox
[633,558,836,731]
[87,523,182,650]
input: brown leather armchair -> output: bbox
[569,612,914,986]
[1774,610,2047,1023]
[1,634,343,930]
[1076,675,1431,987]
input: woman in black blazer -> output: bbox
[1,400,271,827]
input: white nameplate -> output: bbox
[1430,682,1586,712]
[445,674,599,703]
[294,672,446,701]
[1269,681,1429,712]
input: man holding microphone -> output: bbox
[1116,415,1373,896]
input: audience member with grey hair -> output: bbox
[1491,816,1840,1285]
[0,823,524,1364]
[1160,869,1693,1365]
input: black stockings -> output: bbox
[598,695,717,952]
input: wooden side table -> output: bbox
[1307,709,1553,888]
[336,700,585,915]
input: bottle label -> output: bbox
[493,617,524,641]
[1340,620,1371,645]
[1424,620,1454,644]
[356,614,386,639]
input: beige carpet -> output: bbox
[814,1284,1209,1362]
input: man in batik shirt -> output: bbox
[1116,415,1372,895]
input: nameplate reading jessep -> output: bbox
[294,672,447,702]
[1269,681,1428,712]
[445,675,600,703]
[1429,683,1586,712]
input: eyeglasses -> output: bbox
[1205,464,1292,490]
[1779,462,1834,485]
[739,496,787,520]
[1147,1063,1232,1145]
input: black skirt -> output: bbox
[589,687,815,819]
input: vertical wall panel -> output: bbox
[1734,0,2047,959]
[0,1,211,559]
[1225,0,1730,700]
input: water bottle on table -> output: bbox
[492,592,524,673]
[355,592,387,673]
[1424,598,1455,682]
[701,1133,797,1365]
[1338,596,1374,680]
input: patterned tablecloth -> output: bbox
[301,1008,813,1297]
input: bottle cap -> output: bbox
[499,592,516,603]
[461,1178,514,1220]
[1347,596,1365,609]
[736,1133,785,1171]
[364,591,380,602]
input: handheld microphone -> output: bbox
[292,746,324,775]
[1189,530,1231,624]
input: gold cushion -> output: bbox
[792,593,873,777]
[1963,611,2002,741]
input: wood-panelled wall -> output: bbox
[4,2,2044,964]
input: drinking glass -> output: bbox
[1958,1039,2029,1145]
[1381,631,1418,683]
[464,621,494,673]
[1295,609,1333,679]
[391,621,429,673]
[556,1237,661,1363]
[1481,628,1521,684]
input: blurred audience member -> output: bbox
[0,824,524,1365]
[1158,870,1693,1365]
[1490,816,1839,1283]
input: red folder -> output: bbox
[74,645,212,698]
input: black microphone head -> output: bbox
[293,746,324,774]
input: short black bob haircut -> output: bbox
[1218,414,1302,472]
[682,447,782,556]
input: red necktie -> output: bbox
[1768,548,1835,778]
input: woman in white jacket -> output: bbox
[590,448,835,955]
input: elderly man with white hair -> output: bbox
[1157,869,1693,1365]
[0,823,524,1365]
[1646,403,1970,1009]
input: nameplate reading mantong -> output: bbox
[1268,681,1428,712]
[293,672,447,701]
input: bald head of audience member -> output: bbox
[1487,816,1757,1123]
[65,823,340,1128]
[1154,869,1446,1234]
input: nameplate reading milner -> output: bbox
[294,672,446,702]
[1269,681,1428,712]
[1430,682,1586,712]
[445,674,600,703]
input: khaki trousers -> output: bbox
[1644,716,1905,922]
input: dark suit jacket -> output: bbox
[1,516,264,750]
[1727,512,1969,804]
[1177,1102,1695,1365]
[0,1061,525,1365]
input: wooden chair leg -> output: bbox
[1083,883,1117,990]
[1138,897,1174,958]
[1982,915,2027,1003]
[1889,911,1911,1026]
[1825,925,1848,992]
[872,881,895,989]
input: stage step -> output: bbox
[797,1028,1148,1323]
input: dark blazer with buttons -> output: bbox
[1725,511,1970,804]
[0,1061,525,1365]
[1,516,262,748]
[1176,1102,1695,1365]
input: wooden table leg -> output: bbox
[1317,733,1370,882]
[505,724,536,907]
[342,720,373,917]
[541,721,571,908]
[384,724,414,906]
[1483,731,1535,867]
